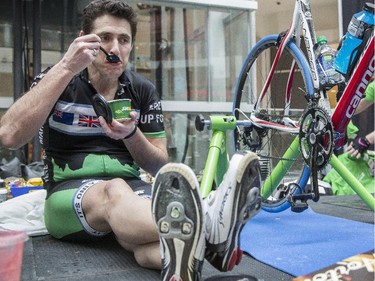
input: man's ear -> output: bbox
[79,30,84,36]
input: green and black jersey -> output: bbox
[33,68,166,194]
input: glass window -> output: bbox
[130,2,252,105]
[0,0,254,172]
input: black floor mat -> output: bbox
[21,234,292,281]
[22,235,160,281]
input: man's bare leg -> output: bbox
[81,178,161,269]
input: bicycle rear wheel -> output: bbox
[232,34,314,212]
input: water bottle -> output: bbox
[315,36,342,85]
[334,3,375,77]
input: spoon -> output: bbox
[99,47,120,63]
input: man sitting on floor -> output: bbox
[0,1,261,280]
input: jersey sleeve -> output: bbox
[131,74,166,139]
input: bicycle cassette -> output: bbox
[299,106,333,169]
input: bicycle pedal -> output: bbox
[291,202,309,213]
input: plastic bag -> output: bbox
[0,157,43,180]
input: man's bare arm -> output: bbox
[0,34,101,149]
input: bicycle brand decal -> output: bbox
[346,55,375,119]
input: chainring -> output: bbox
[299,105,333,170]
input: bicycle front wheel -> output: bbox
[232,34,313,212]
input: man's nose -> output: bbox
[109,39,120,54]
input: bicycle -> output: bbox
[231,0,375,212]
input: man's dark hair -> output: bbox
[82,0,137,42]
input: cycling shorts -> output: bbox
[44,178,152,241]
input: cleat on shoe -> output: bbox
[152,163,206,281]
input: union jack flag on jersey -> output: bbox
[78,114,101,128]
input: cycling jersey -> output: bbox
[33,68,166,196]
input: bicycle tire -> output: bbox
[232,34,313,212]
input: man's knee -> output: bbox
[103,178,133,202]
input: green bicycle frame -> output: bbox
[199,116,237,198]
[261,135,375,211]
[329,155,375,211]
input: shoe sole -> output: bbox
[236,152,261,223]
[207,151,261,271]
[152,163,204,281]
